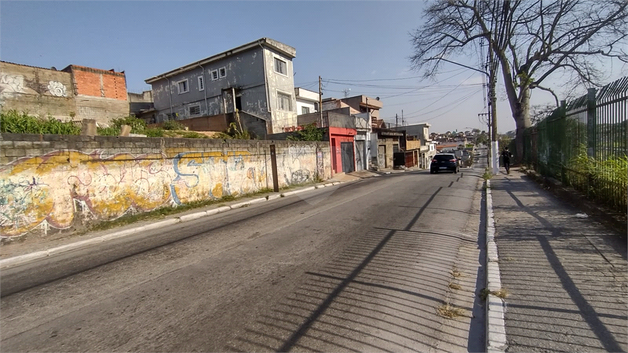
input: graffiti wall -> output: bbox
[0,134,331,237]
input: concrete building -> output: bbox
[0,61,129,125]
[322,95,383,124]
[145,38,298,134]
[295,87,319,115]
[392,123,436,169]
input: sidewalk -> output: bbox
[489,168,627,352]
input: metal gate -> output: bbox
[341,142,355,173]
[355,140,365,171]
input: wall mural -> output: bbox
[0,74,25,97]
[47,81,67,97]
[0,147,320,237]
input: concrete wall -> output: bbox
[0,61,75,120]
[264,48,297,133]
[0,62,130,125]
[0,133,331,238]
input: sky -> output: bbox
[2,1,626,134]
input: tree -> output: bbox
[287,123,324,141]
[410,0,628,160]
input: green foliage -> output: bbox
[145,128,165,137]
[0,110,80,135]
[162,120,185,130]
[287,123,324,141]
[179,131,208,139]
[215,122,252,140]
[97,116,147,136]
[565,144,627,208]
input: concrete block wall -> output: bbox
[0,133,331,238]
[0,61,76,120]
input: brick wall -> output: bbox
[0,133,331,238]
[66,65,127,100]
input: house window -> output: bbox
[277,92,291,111]
[219,67,226,78]
[198,76,204,91]
[301,106,310,114]
[177,79,189,94]
[189,105,201,116]
[211,70,219,80]
[274,58,287,75]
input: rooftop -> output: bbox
[145,38,296,84]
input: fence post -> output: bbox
[586,88,597,158]
[586,88,597,198]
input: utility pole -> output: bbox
[488,35,499,175]
[402,110,404,126]
[318,76,323,127]
[395,114,398,128]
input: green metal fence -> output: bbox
[518,76,627,213]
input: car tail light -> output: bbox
[432,158,438,163]
[449,159,456,162]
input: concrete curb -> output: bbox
[0,181,348,270]
[485,179,507,352]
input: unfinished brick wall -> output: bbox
[66,65,127,100]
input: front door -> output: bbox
[341,142,355,173]
[378,145,386,169]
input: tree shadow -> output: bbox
[226,186,485,352]
[491,179,627,352]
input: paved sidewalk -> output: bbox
[490,169,627,352]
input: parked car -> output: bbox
[430,153,459,174]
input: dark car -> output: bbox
[430,153,459,174]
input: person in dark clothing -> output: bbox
[502,147,513,174]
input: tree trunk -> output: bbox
[514,87,531,163]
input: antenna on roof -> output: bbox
[343,88,351,98]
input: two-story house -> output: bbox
[145,38,298,134]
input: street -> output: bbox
[1,165,486,352]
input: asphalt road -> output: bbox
[1,164,486,352]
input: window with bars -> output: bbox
[177,79,189,94]
[198,76,204,91]
[189,105,201,116]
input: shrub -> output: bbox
[0,110,80,135]
[162,120,185,130]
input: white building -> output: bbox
[295,87,319,115]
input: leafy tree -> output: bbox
[410,0,628,160]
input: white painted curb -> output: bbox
[485,179,507,352]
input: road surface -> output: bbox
[1,164,486,352]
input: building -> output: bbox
[145,38,298,134]
[392,123,436,169]
[295,87,319,115]
[0,61,129,125]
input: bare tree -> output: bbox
[410,0,628,159]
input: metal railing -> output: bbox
[518,76,627,213]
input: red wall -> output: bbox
[329,127,356,174]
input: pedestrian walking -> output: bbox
[501,147,513,174]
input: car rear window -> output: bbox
[434,154,455,161]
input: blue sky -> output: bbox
[2,1,625,133]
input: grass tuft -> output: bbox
[437,304,466,319]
